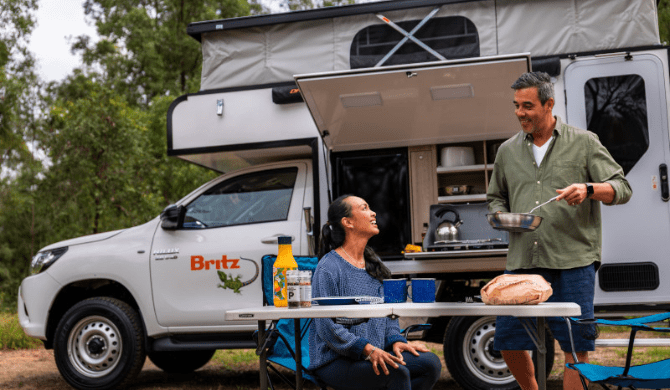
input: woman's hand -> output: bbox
[392,341,430,360]
[364,344,405,375]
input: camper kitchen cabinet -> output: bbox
[19,1,670,390]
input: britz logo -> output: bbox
[191,255,241,271]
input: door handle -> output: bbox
[660,164,669,202]
[261,235,294,244]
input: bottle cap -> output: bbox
[278,236,292,245]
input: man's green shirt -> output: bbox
[487,116,632,270]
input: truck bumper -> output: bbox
[18,273,62,340]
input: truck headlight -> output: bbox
[31,247,68,275]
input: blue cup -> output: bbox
[383,279,408,303]
[410,278,436,303]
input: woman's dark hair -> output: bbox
[318,194,391,282]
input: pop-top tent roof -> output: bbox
[190,0,660,91]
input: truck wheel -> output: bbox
[443,316,554,390]
[148,350,216,373]
[53,297,145,390]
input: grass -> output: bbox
[212,349,258,370]
[613,346,670,364]
[0,312,43,350]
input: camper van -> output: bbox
[19,1,670,389]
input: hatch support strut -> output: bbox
[374,7,446,67]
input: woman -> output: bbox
[308,195,442,390]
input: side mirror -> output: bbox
[160,204,185,230]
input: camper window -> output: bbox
[350,16,479,69]
[584,74,649,175]
[183,168,298,229]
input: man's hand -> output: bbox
[557,182,615,205]
[556,183,588,206]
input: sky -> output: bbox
[28,0,99,83]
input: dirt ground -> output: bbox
[0,342,601,390]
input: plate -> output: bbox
[312,296,383,305]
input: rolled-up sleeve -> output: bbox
[588,133,632,205]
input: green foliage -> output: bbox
[659,0,670,45]
[73,0,254,105]
[0,312,42,349]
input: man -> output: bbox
[487,72,632,390]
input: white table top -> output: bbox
[224,302,581,321]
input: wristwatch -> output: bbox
[585,183,594,198]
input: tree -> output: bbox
[0,0,39,169]
[0,0,41,310]
[71,0,260,106]
[659,0,670,45]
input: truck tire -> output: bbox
[443,316,554,390]
[148,350,216,373]
[53,297,146,390]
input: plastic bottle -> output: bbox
[273,236,298,307]
[300,270,312,307]
[287,270,300,309]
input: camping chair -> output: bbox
[564,312,670,390]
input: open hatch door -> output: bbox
[295,54,531,152]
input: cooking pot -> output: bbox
[435,207,463,241]
[440,146,475,167]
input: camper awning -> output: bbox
[295,53,530,152]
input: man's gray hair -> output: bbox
[511,72,554,105]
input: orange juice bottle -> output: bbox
[273,236,298,307]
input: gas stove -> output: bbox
[423,203,509,253]
[427,238,509,252]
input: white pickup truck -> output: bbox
[20,1,670,390]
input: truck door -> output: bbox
[565,52,670,304]
[150,161,310,328]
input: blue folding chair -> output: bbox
[564,313,670,390]
[258,255,323,389]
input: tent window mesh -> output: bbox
[599,263,659,292]
[350,16,479,69]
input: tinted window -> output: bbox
[584,74,649,175]
[184,168,297,229]
[350,16,479,69]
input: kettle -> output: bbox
[435,207,463,242]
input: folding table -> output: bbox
[225,302,581,390]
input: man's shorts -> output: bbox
[493,263,596,352]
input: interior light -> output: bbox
[340,92,383,108]
[430,84,474,100]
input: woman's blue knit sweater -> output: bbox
[307,250,406,370]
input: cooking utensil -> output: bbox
[485,196,560,232]
[434,207,463,241]
[440,146,475,167]
[528,196,559,213]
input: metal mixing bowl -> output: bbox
[486,212,543,232]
